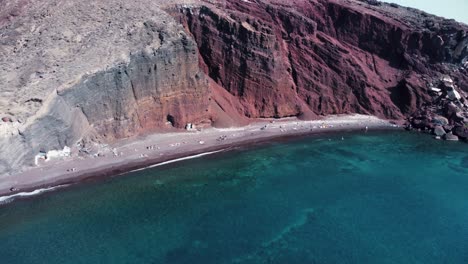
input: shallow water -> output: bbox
[0,132,467,263]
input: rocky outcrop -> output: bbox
[444,132,459,141]
[407,75,468,141]
[1,0,467,174]
[172,0,467,121]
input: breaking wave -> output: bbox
[129,149,226,173]
[0,185,68,205]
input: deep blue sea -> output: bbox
[1,132,468,264]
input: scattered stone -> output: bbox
[453,125,468,139]
[410,115,431,129]
[454,112,466,122]
[443,132,459,141]
[409,74,467,143]
[442,125,454,132]
[430,87,441,93]
[447,88,462,101]
[432,115,449,126]
[444,102,460,117]
[433,125,446,137]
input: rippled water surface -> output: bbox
[1,132,467,263]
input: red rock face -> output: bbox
[60,43,211,140]
[172,0,468,121]
[1,0,467,173]
[180,5,303,119]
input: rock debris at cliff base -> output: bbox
[0,0,467,175]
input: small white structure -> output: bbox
[46,146,71,161]
[34,152,47,166]
[186,123,195,131]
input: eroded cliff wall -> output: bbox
[174,0,467,120]
[0,0,467,174]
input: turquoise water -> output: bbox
[0,132,468,263]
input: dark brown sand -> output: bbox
[0,115,399,199]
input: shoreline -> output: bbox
[0,115,400,202]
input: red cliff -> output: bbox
[172,0,467,122]
[0,0,467,174]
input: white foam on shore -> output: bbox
[0,185,68,205]
[214,127,247,132]
[129,149,226,173]
[0,150,226,204]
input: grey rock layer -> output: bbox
[0,0,209,174]
[1,0,467,176]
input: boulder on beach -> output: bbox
[443,125,454,132]
[432,115,449,126]
[433,126,446,137]
[453,125,468,139]
[411,116,431,129]
[443,132,459,141]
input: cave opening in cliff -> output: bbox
[166,114,175,126]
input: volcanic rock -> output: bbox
[0,0,467,174]
[432,115,449,126]
[444,102,461,117]
[433,126,446,137]
[443,125,454,132]
[453,125,468,139]
[444,132,459,141]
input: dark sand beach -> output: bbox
[0,114,398,201]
